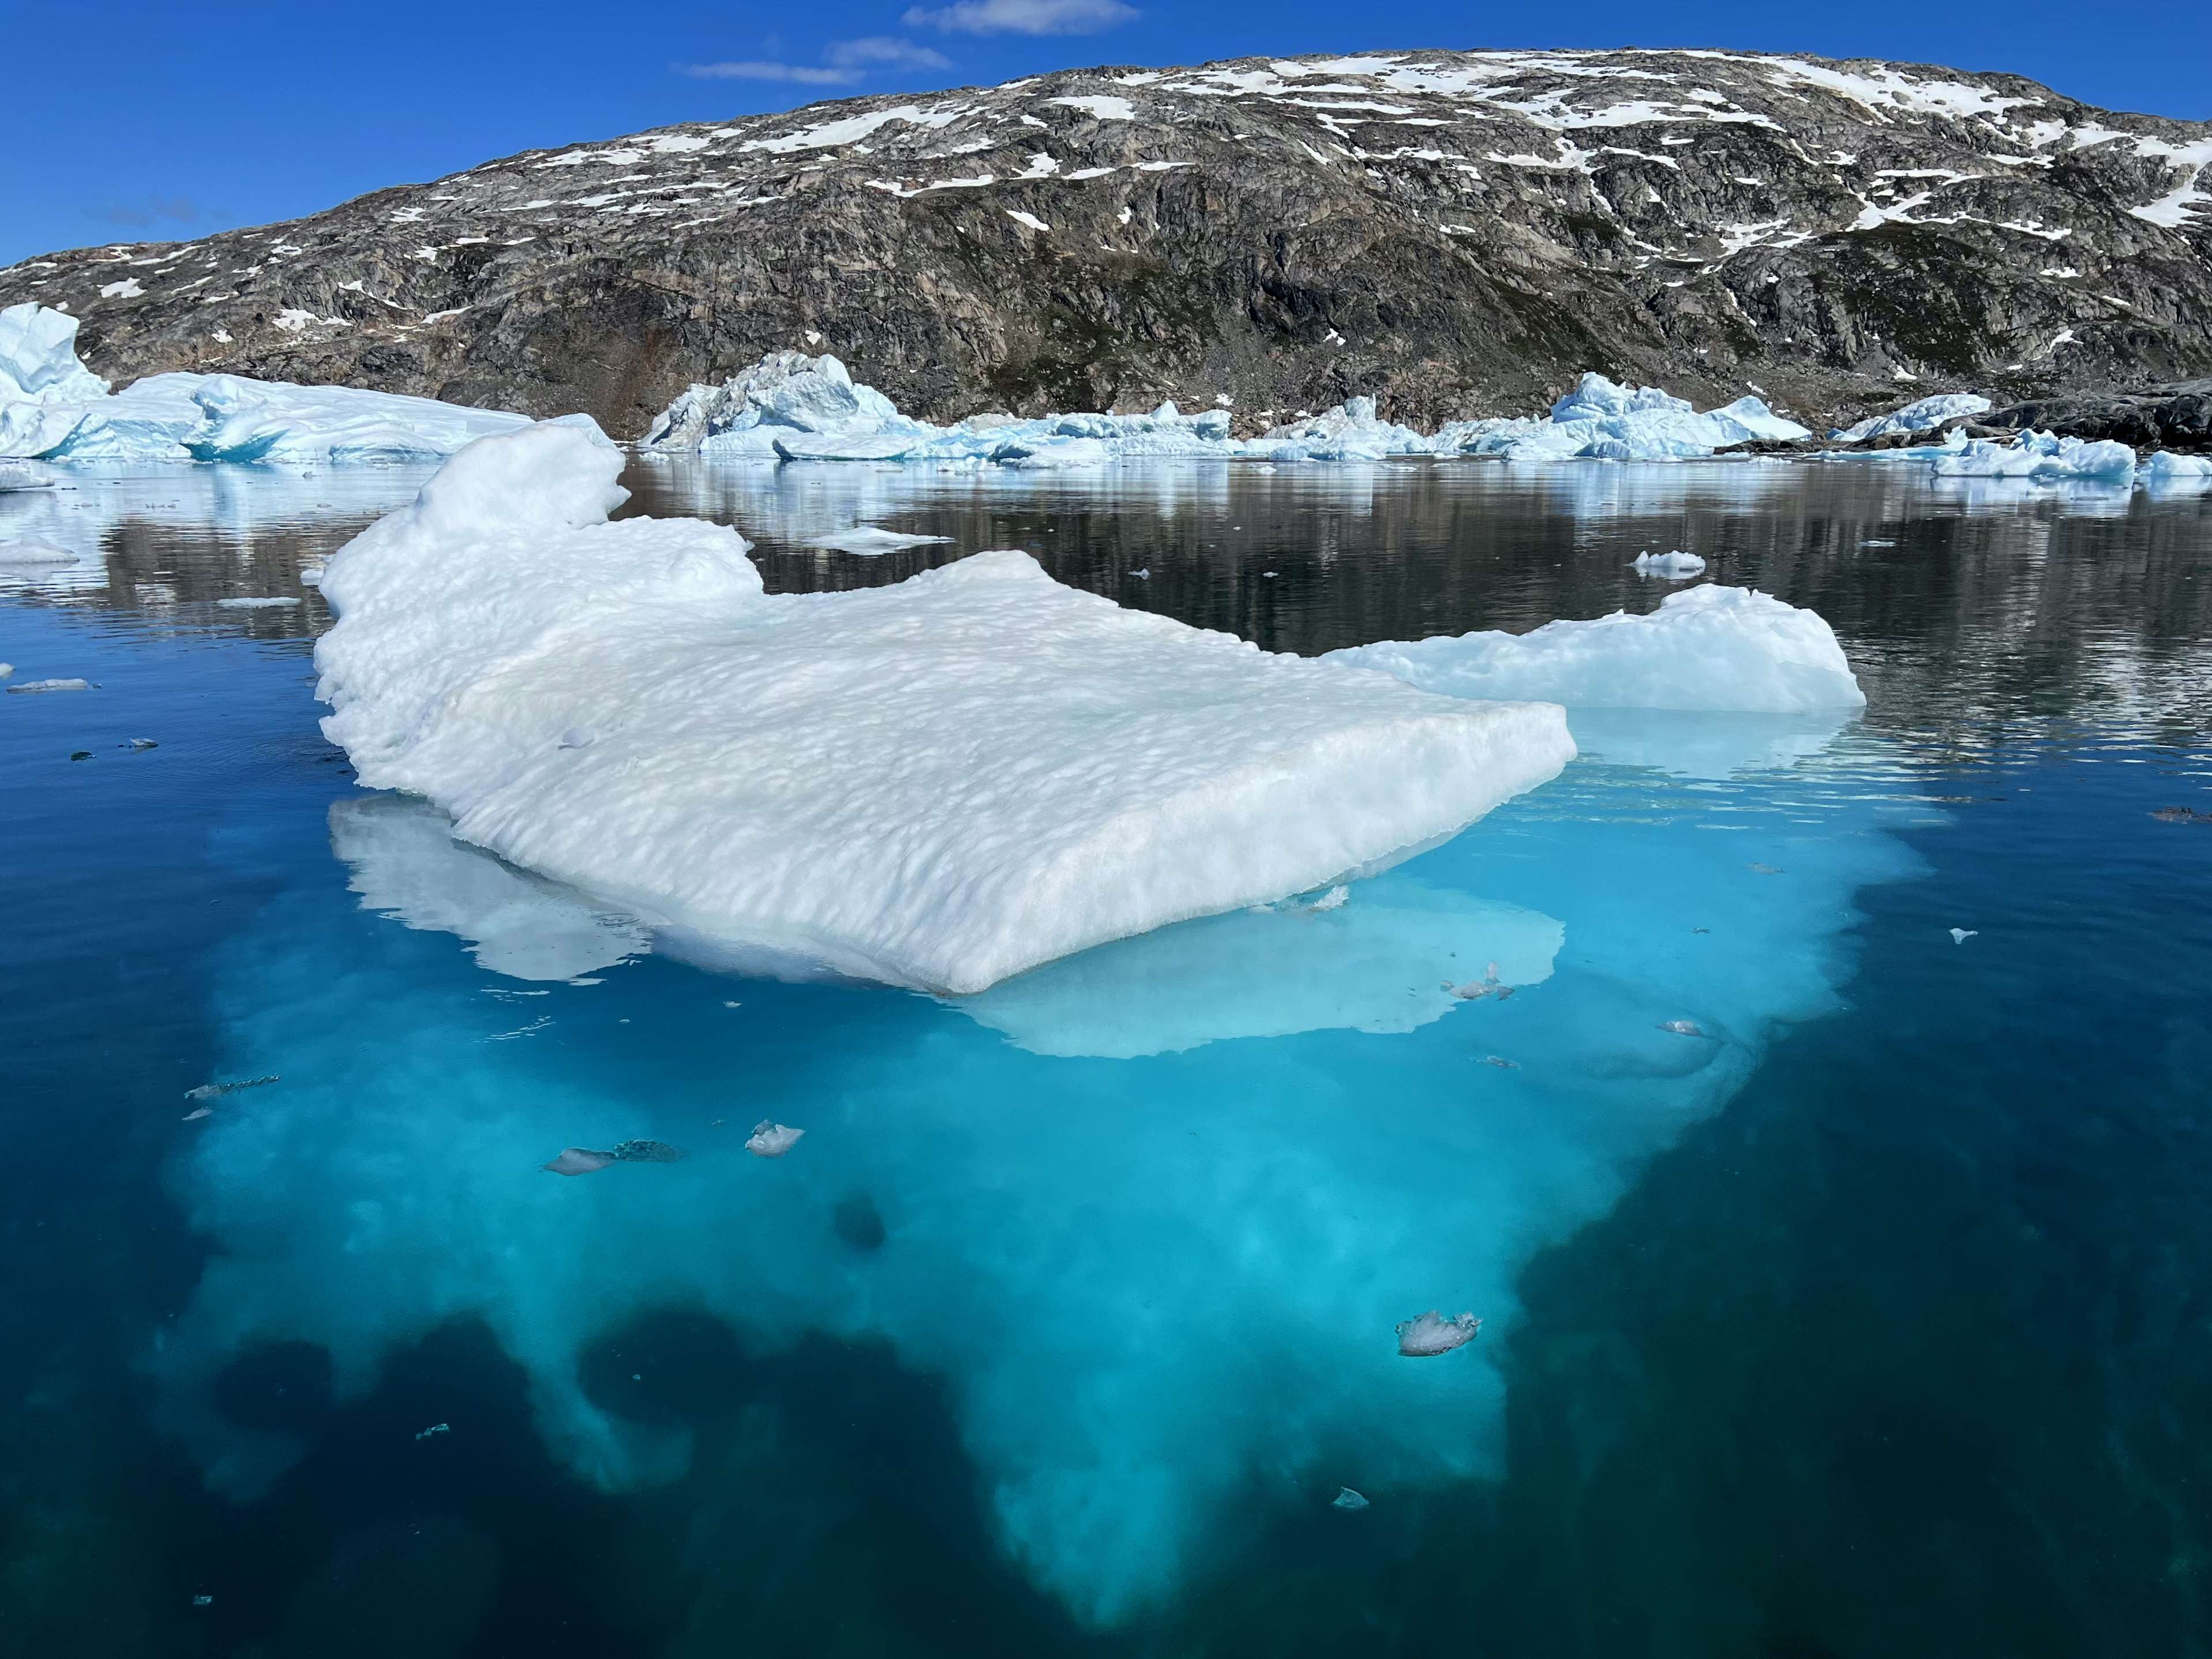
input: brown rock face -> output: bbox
[7,48,2209,438]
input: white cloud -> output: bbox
[903,0,1137,36]
[827,36,954,70]
[675,60,863,85]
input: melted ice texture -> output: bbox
[313,422,1575,994]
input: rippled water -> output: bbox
[3,457,2209,1657]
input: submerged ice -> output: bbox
[314,422,1574,993]
[0,303,527,465]
[157,712,1924,1626]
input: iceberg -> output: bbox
[2142,451,2212,486]
[1829,392,1992,441]
[1632,549,1705,579]
[1931,429,2138,483]
[315,422,1576,994]
[1323,585,1866,715]
[0,303,528,466]
[640,357,1810,468]
[1432,374,1812,461]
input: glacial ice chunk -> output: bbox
[0,303,528,465]
[1324,586,1866,715]
[1434,373,1811,461]
[1396,1311,1482,1356]
[315,423,1575,994]
[744,1121,805,1158]
[0,536,80,565]
[2142,451,2212,486]
[1932,430,2138,483]
[802,524,955,554]
[1830,392,1992,441]
[1632,549,1705,578]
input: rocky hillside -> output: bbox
[6,48,2210,436]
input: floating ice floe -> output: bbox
[0,303,528,466]
[1829,392,1992,441]
[185,1075,279,1102]
[0,458,57,491]
[2142,451,2212,486]
[0,535,80,565]
[1658,1018,1705,1037]
[543,1139,688,1177]
[802,524,955,554]
[315,422,1574,994]
[215,595,300,609]
[745,1120,805,1158]
[639,356,1809,467]
[1434,374,1812,461]
[1331,1487,1370,1511]
[1632,549,1706,578]
[1932,429,2138,483]
[5,676,94,694]
[1949,928,1977,944]
[1395,1311,1482,1357]
[1323,585,1866,716]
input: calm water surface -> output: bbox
[3,457,2210,1658]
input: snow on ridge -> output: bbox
[314,421,1575,995]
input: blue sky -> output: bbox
[6,1,2206,266]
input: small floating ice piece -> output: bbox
[122,738,158,750]
[1332,1487,1370,1511]
[804,524,954,555]
[543,1147,614,1176]
[1396,1311,1482,1357]
[1483,1055,1519,1069]
[6,677,93,694]
[1631,549,1706,579]
[0,536,80,565]
[215,596,301,609]
[414,1422,451,1440]
[1130,567,1149,578]
[1749,862,1783,874]
[2150,806,2211,825]
[182,1107,213,1122]
[0,663,12,678]
[1445,960,1510,1001]
[185,1074,279,1101]
[1949,928,1977,944]
[1658,1019,1705,1037]
[745,1120,805,1158]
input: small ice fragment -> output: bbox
[610,1138,688,1163]
[215,596,301,609]
[1483,1055,1519,1069]
[746,1120,805,1158]
[299,566,324,585]
[543,1147,614,1176]
[0,536,80,565]
[1445,960,1506,1000]
[184,1074,278,1101]
[803,525,954,555]
[1129,567,1149,579]
[1332,1487,1370,1511]
[1749,862,1783,874]
[722,1000,742,1008]
[192,1595,213,1608]
[1262,570,1278,577]
[7,678,95,694]
[0,663,12,678]
[182,1108,213,1122]
[557,727,595,750]
[1632,549,1707,579]
[1658,1019,1705,1037]
[414,1421,451,1440]
[1300,885,1349,912]
[122,738,158,750]
[2150,806,2211,825]
[1949,928,1977,944]
[1396,1311,1482,1357]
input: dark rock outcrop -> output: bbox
[5,48,2209,438]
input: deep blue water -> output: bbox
[3,459,2210,1657]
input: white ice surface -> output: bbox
[2142,451,2212,486]
[0,303,528,465]
[1829,392,1993,441]
[1324,585,1866,715]
[639,358,1808,467]
[1932,429,2138,482]
[316,423,1576,994]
